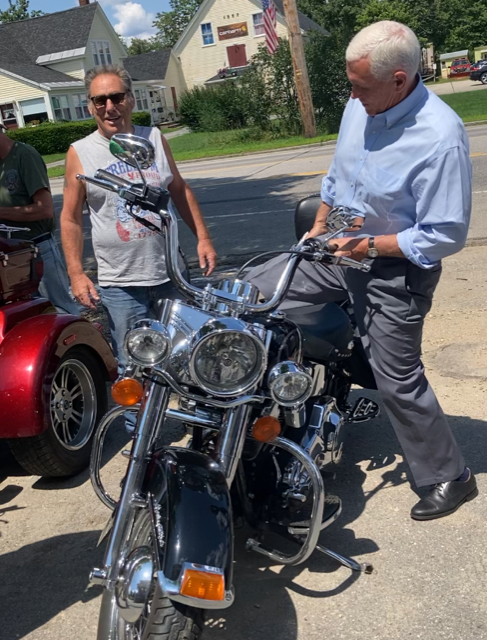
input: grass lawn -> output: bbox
[42,152,67,164]
[47,165,67,179]
[168,130,338,162]
[44,90,487,176]
[440,90,487,122]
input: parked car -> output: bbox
[449,58,471,75]
[0,225,117,476]
[470,60,487,83]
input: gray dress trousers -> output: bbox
[247,253,465,488]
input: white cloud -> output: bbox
[113,2,156,37]
[98,1,157,38]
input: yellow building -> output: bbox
[173,0,328,89]
[474,45,487,62]
[0,1,185,128]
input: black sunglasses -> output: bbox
[89,92,127,108]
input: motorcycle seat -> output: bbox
[285,302,354,362]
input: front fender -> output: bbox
[144,448,234,593]
[0,314,117,438]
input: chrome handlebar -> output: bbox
[76,174,370,313]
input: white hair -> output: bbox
[346,21,421,81]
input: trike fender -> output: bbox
[0,314,117,438]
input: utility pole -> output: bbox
[282,0,316,138]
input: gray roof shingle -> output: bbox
[123,50,172,81]
[0,2,97,59]
[0,3,97,86]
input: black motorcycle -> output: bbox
[83,134,378,640]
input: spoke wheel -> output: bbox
[8,348,108,476]
[50,359,97,450]
[97,511,203,640]
[481,71,487,84]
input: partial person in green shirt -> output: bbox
[0,125,79,314]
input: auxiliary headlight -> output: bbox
[189,318,267,397]
[124,320,171,367]
[268,361,313,407]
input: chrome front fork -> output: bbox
[90,381,171,589]
[215,405,252,486]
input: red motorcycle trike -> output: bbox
[0,225,117,476]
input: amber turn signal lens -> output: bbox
[180,569,225,601]
[111,378,143,406]
[252,416,281,442]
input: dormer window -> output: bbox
[91,41,112,66]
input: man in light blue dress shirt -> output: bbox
[249,21,477,520]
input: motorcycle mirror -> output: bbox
[326,207,364,233]
[109,134,156,170]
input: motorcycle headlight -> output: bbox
[189,318,267,397]
[268,361,313,407]
[124,320,171,366]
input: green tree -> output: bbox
[242,41,302,135]
[153,0,203,48]
[0,0,44,22]
[298,0,365,40]
[306,31,350,133]
[127,37,164,56]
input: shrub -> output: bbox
[179,84,247,132]
[7,112,152,154]
[7,120,98,155]
[132,111,152,126]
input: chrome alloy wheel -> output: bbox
[50,359,97,451]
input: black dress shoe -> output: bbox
[411,471,478,521]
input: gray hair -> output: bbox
[346,21,421,81]
[84,64,133,96]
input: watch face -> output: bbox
[367,248,379,258]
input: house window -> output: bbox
[201,23,214,46]
[134,88,149,111]
[73,93,90,119]
[252,13,265,36]
[91,40,112,66]
[51,95,72,121]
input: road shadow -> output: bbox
[1,397,486,638]
[0,529,103,640]
[201,396,487,640]
[52,172,321,277]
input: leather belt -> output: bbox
[32,232,53,244]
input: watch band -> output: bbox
[367,237,379,258]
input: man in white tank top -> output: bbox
[61,65,216,369]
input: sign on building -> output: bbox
[218,22,248,40]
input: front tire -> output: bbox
[481,71,487,84]
[97,512,203,640]
[8,347,107,476]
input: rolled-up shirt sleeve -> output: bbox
[321,155,337,206]
[396,145,472,269]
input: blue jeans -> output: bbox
[37,238,80,315]
[99,281,182,372]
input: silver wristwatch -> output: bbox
[367,237,379,258]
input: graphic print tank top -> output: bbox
[72,126,174,287]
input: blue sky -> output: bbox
[0,0,172,40]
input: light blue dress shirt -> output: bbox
[321,77,472,268]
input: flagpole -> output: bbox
[281,0,316,138]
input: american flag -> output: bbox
[262,0,279,54]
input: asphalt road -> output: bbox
[49,123,487,274]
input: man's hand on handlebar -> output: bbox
[328,237,368,262]
[197,238,217,276]
[70,273,100,310]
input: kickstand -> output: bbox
[315,544,373,573]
